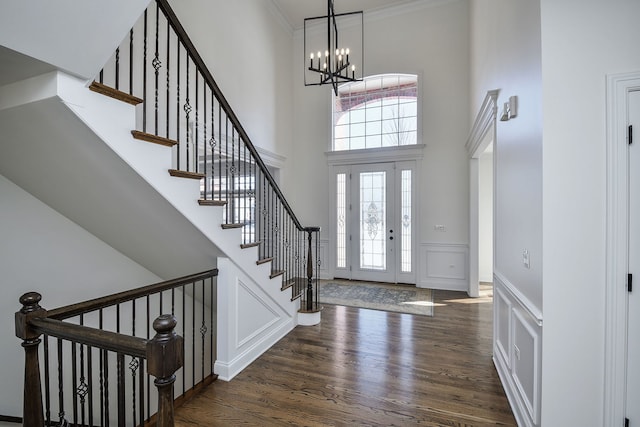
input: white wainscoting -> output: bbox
[318,238,330,280]
[215,257,297,381]
[418,243,468,291]
[493,272,542,427]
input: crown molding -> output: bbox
[293,0,461,39]
[267,0,294,37]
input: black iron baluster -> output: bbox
[195,74,199,175]
[203,85,208,198]
[115,47,120,91]
[166,19,170,139]
[172,287,176,315]
[99,309,104,426]
[57,338,66,426]
[210,276,214,376]
[130,356,138,426]
[212,92,217,201]
[185,57,191,172]
[243,142,247,243]
[99,69,104,85]
[130,300,137,424]
[129,29,134,95]
[88,346,94,427]
[160,290,164,317]
[138,358,145,427]
[201,279,206,382]
[103,350,110,427]
[231,127,236,224]
[224,118,233,224]
[192,281,195,388]
[117,303,121,333]
[182,283,186,395]
[316,229,320,309]
[117,353,125,426]
[262,171,267,260]
[43,335,51,426]
[146,295,150,421]
[176,43,181,169]
[153,2,161,136]
[74,320,82,425]
[142,9,148,133]
[218,104,222,203]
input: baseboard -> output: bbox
[493,355,532,427]
[215,316,295,381]
[0,415,21,424]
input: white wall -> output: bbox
[540,1,640,425]
[470,0,542,311]
[0,0,150,79]
[0,174,161,418]
[290,0,470,279]
[170,0,294,184]
[469,1,543,424]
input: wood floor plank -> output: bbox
[175,287,516,426]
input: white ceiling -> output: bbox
[272,0,422,30]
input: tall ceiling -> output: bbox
[272,0,422,30]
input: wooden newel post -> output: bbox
[147,315,183,427]
[15,292,47,427]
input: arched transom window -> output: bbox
[333,74,418,151]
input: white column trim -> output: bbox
[465,89,500,157]
[466,89,499,297]
[604,71,640,426]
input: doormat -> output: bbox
[318,280,434,316]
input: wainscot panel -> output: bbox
[418,243,468,291]
[493,272,542,427]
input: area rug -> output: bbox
[318,280,434,316]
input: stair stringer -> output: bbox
[54,72,301,378]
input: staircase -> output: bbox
[0,0,321,419]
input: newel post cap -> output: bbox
[15,292,47,340]
[146,314,184,379]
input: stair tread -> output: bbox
[169,169,205,179]
[198,199,227,206]
[89,81,143,105]
[270,270,285,279]
[221,223,244,229]
[240,241,261,249]
[256,257,273,265]
[132,130,178,147]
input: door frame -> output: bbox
[466,90,499,298]
[327,144,425,283]
[604,71,640,425]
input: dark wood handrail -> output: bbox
[156,0,309,231]
[30,317,148,358]
[48,268,217,320]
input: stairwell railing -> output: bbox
[15,269,217,427]
[95,0,321,310]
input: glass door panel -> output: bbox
[352,163,395,282]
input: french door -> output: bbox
[334,161,415,283]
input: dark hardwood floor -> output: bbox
[175,286,516,426]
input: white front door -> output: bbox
[334,161,415,284]
[627,89,640,423]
